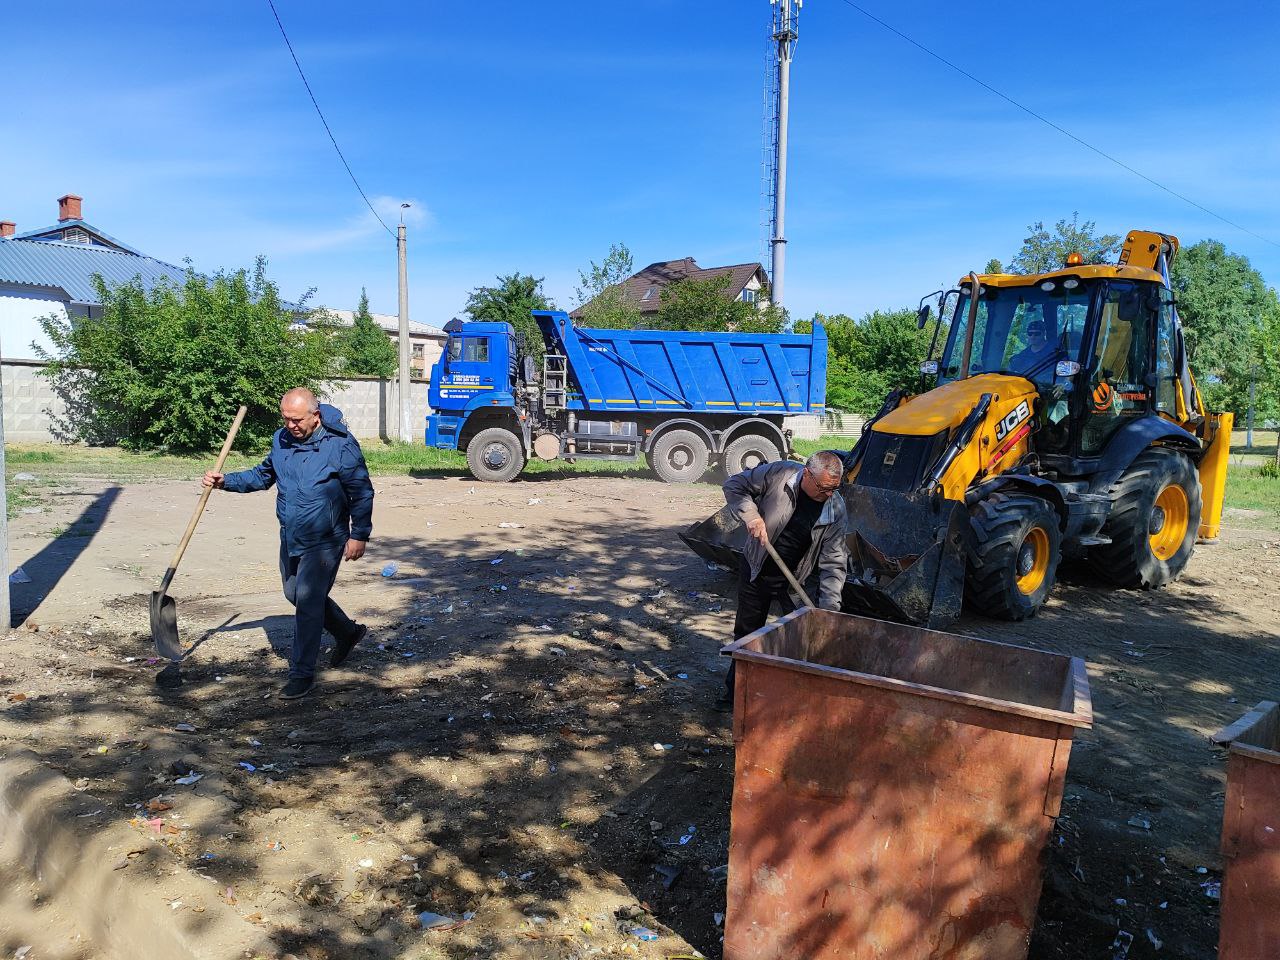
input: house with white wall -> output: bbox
[0,194,188,360]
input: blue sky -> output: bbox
[2,1,1277,326]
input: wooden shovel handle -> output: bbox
[762,537,817,609]
[157,405,248,594]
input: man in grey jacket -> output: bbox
[721,450,849,702]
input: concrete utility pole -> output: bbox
[769,0,800,309]
[0,335,10,632]
[1246,361,1256,449]
[397,207,412,443]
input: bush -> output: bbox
[37,258,340,452]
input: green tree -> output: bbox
[464,272,554,358]
[984,258,1005,274]
[799,309,938,415]
[37,258,340,452]
[1172,239,1280,418]
[332,288,397,378]
[573,243,642,329]
[1009,213,1121,274]
[654,273,785,333]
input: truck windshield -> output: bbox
[447,337,490,363]
[939,282,1091,386]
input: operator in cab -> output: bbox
[1010,318,1057,376]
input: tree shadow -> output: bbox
[9,485,122,628]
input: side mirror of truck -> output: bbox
[522,356,536,385]
[916,305,932,329]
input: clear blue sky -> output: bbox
[3,1,1277,325]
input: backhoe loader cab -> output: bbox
[681,229,1233,628]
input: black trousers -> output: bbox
[725,562,796,698]
[279,541,357,680]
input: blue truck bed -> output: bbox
[533,310,827,416]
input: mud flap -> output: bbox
[840,486,966,629]
[679,487,967,629]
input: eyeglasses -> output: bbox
[807,470,842,494]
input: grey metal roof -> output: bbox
[12,219,143,255]
[320,308,445,337]
[0,238,187,304]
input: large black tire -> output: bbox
[966,492,1062,621]
[1092,448,1202,588]
[722,434,781,477]
[649,429,710,484]
[466,427,525,483]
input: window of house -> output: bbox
[741,289,757,304]
[641,286,659,301]
[62,227,91,244]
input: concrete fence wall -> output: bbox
[1,359,864,447]
[0,359,434,444]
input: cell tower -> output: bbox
[761,0,800,309]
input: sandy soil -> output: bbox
[1,471,1277,959]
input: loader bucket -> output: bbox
[679,485,968,629]
[678,505,746,570]
[840,486,967,629]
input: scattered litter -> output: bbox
[402,652,416,658]
[96,745,109,754]
[714,912,725,926]
[1146,928,1163,950]
[581,920,593,934]
[174,772,202,786]
[13,472,37,481]
[269,841,285,852]
[145,798,173,813]
[1114,898,1127,906]
[653,743,674,752]
[441,604,454,614]
[247,738,261,747]
[528,498,541,505]
[679,826,697,845]
[654,863,683,890]
[676,673,689,680]
[1109,929,1133,960]
[490,556,504,565]
[381,563,399,578]
[1126,817,1151,830]
[1200,880,1221,900]
[15,947,33,959]
[498,522,524,528]
[174,723,196,733]
[168,899,183,911]
[7,693,27,703]
[647,589,665,600]
[123,657,138,663]
[518,870,536,881]
[200,853,216,861]
[1195,866,1209,874]
[238,762,257,772]
[706,562,729,572]
[548,647,566,656]
[536,624,553,631]
[21,507,41,515]
[76,809,102,818]
[1158,901,1168,909]
[631,927,659,942]
[357,858,374,869]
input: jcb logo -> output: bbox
[994,400,1031,441]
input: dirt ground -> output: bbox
[1,470,1278,959]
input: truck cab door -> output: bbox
[437,334,498,407]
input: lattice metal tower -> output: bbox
[762,0,800,309]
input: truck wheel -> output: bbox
[1092,448,1202,588]
[722,435,781,477]
[650,430,709,484]
[966,492,1061,621]
[466,427,525,483]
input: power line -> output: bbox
[265,0,394,239]
[835,0,1280,250]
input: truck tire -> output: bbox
[966,492,1061,621]
[650,429,709,484]
[1092,448,1202,588]
[722,434,781,477]
[466,427,525,483]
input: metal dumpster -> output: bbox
[1212,700,1280,960]
[721,608,1092,960]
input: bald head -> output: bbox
[280,388,321,439]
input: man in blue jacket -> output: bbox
[203,388,374,699]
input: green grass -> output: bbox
[1222,465,1280,528]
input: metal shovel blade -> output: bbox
[149,590,183,661]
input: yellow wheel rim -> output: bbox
[1149,484,1189,560]
[1016,527,1051,595]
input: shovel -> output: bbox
[151,405,247,676]
[761,538,816,609]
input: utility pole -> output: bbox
[1246,361,1257,449]
[397,205,412,443]
[769,0,800,309]
[0,333,10,632]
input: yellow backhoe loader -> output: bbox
[682,230,1232,627]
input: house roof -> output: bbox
[12,220,143,255]
[0,238,188,304]
[316,308,445,338]
[571,257,767,317]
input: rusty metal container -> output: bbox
[721,608,1092,960]
[1212,700,1280,960]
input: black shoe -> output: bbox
[279,676,315,700]
[329,623,367,668]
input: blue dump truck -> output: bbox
[425,309,827,483]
